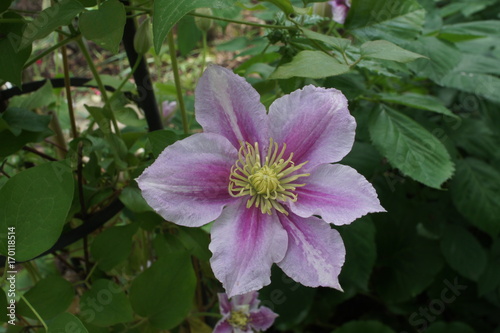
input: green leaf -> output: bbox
[407,37,462,83]
[440,71,500,104]
[270,51,350,79]
[177,15,201,56]
[301,28,351,51]
[440,224,487,281]
[0,288,7,323]
[91,224,138,271]
[377,92,458,118]
[153,0,235,53]
[0,128,53,158]
[177,227,211,261]
[375,235,443,303]
[17,276,74,320]
[114,107,146,127]
[20,0,84,49]
[345,0,425,44]
[0,161,74,261]
[77,0,97,6]
[448,118,500,161]
[426,321,476,333]
[450,158,500,236]
[9,80,55,110]
[340,142,383,179]
[80,279,134,327]
[333,320,396,333]
[0,0,13,13]
[129,252,196,329]
[478,240,500,296]
[454,53,500,76]
[1,107,52,135]
[79,0,126,54]
[338,217,376,291]
[259,0,294,15]
[439,21,500,42]
[147,129,178,158]
[119,187,153,213]
[0,12,32,86]
[48,313,89,333]
[361,40,425,63]
[369,106,454,189]
[260,266,316,330]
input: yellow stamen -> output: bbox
[228,310,249,329]
[228,138,309,215]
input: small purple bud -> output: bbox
[328,0,351,24]
[162,100,177,120]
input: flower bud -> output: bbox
[134,18,152,54]
[329,0,351,24]
[194,8,213,32]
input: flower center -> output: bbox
[228,138,309,215]
[227,310,249,329]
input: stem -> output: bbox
[22,146,57,161]
[350,56,363,68]
[76,37,121,137]
[47,113,68,159]
[107,54,142,106]
[24,35,78,68]
[76,38,109,102]
[20,295,48,332]
[23,261,41,283]
[60,42,78,139]
[200,30,208,78]
[129,318,148,329]
[189,12,295,30]
[167,31,189,135]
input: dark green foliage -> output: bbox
[0,0,499,332]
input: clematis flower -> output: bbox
[329,0,351,24]
[214,291,277,333]
[137,65,384,297]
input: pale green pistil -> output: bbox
[228,139,309,215]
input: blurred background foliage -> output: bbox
[0,0,500,332]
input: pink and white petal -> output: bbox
[268,85,355,170]
[231,292,259,310]
[137,133,238,227]
[218,293,232,315]
[195,65,269,150]
[290,164,385,225]
[249,307,278,331]
[277,213,345,290]
[214,319,234,333]
[210,201,288,298]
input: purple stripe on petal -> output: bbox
[268,85,355,171]
[277,213,345,290]
[195,65,269,150]
[290,164,385,225]
[249,307,278,331]
[137,133,238,227]
[218,293,231,315]
[231,292,259,309]
[214,319,233,333]
[210,201,288,297]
